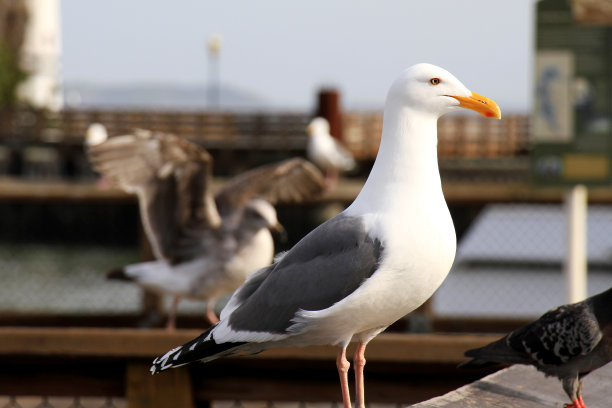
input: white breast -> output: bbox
[289,190,456,347]
[225,228,274,282]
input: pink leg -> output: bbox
[336,346,352,408]
[353,343,367,408]
[325,168,339,189]
[165,297,180,330]
[578,395,586,408]
[205,301,219,325]
[565,399,581,408]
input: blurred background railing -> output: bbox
[0,109,530,178]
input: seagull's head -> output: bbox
[387,63,501,120]
[243,198,287,241]
[86,123,109,146]
[306,117,330,136]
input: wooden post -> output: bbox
[564,184,588,303]
[126,362,195,408]
[316,88,343,141]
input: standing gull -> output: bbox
[87,128,325,328]
[461,287,612,408]
[306,117,356,187]
[150,63,501,407]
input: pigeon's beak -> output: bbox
[446,91,501,119]
[270,222,288,243]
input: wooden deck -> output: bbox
[412,363,612,408]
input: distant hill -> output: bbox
[62,82,279,111]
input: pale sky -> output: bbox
[61,1,536,111]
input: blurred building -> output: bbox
[532,0,612,186]
[15,0,62,110]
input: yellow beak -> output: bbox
[446,91,501,119]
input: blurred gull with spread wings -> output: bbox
[87,126,325,329]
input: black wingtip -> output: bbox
[106,268,132,281]
[150,328,247,374]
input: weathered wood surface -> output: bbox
[411,363,612,408]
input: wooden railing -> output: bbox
[0,109,530,160]
[343,112,530,160]
[0,328,499,407]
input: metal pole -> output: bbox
[207,34,222,109]
[564,184,587,303]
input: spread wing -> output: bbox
[214,157,326,217]
[87,128,221,263]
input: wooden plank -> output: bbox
[0,177,133,203]
[7,177,612,205]
[0,328,499,363]
[126,362,194,408]
[410,363,612,408]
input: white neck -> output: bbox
[346,104,442,215]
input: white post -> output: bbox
[564,184,588,303]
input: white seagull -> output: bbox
[86,128,326,329]
[306,117,356,187]
[150,63,501,407]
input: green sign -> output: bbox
[531,0,612,186]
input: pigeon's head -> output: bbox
[387,63,501,120]
[306,117,330,136]
[243,198,286,240]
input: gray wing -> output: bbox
[214,158,326,218]
[225,214,384,334]
[507,302,602,366]
[87,129,221,263]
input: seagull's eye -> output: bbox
[429,78,441,85]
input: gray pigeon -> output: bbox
[461,287,612,408]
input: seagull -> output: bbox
[461,287,612,408]
[86,127,326,329]
[150,63,501,407]
[306,117,356,187]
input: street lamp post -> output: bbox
[207,33,222,109]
